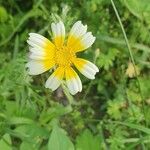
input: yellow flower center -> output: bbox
[55,46,76,67]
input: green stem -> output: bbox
[110,0,147,126]
[111,0,147,149]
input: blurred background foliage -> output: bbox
[0,0,150,149]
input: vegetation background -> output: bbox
[0,0,150,149]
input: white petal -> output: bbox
[45,67,64,91]
[65,68,82,95]
[59,21,65,37]
[29,33,47,40]
[27,33,54,49]
[66,78,82,95]
[26,60,47,75]
[69,21,87,37]
[27,33,55,61]
[67,79,77,95]
[29,47,45,55]
[27,40,42,50]
[51,21,65,38]
[28,52,46,60]
[80,32,96,50]
[76,76,82,92]
[45,76,61,91]
[28,47,50,60]
[67,21,95,52]
[73,58,99,79]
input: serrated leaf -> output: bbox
[75,129,100,150]
[107,100,122,119]
[98,48,118,70]
[48,125,74,150]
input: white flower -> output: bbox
[26,21,99,95]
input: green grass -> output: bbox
[0,0,150,149]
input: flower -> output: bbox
[126,62,140,78]
[26,21,99,95]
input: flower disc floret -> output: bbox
[55,46,76,67]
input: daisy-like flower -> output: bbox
[26,21,99,95]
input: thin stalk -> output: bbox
[110,0,147,126]
[110,0,147,149]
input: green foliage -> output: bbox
[0,0,150,149]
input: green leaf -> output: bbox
[48,125,74,150]
[75,129,100,150]
[0,134,11,150]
